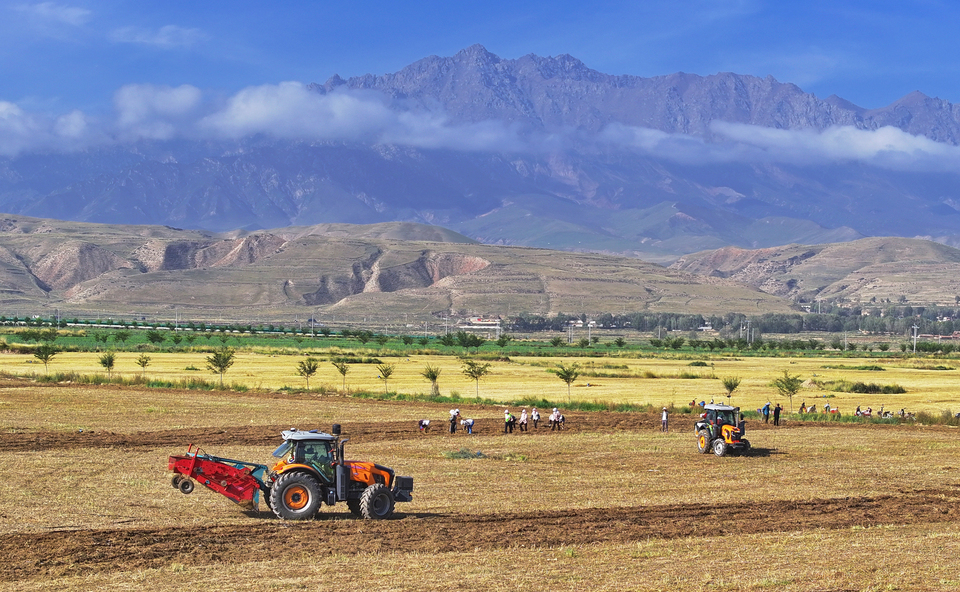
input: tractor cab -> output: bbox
[271,429,338,484]
[702,406,739,434]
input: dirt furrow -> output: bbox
[3,489,958,582]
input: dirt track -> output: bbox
[3,488,959,582]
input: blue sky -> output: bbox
[2,0,958,115]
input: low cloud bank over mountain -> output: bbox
[6,57,960,174]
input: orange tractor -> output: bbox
[695,404,751,457]
[168,424,413,520]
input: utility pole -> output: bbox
[912,324,920,354]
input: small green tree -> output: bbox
[113,330,131,344]
[136,353,151,377]
[34,344,58,373]
[552,362,580,400]
[206,347,236,387]
[377,363,395,394]
[297,357,320,389]
[614,336,626,348]
[550,336,565,347]
[332,360,349,390]
[461,359,491,397]
[771,370,803,413]
[98,352,116,377]
[496,334,512,348]
[145,330,166,345]
[721,376,741,404]
[577,337,590,349]
[421,364,442,397]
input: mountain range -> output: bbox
[5,45,960,261]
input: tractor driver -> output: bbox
[714,412,726,437]
[302,443,335,482]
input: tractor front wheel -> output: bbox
[713,438,728,457]
[270,472,321,520]
[359,484,395,519]
[697,430,712,454]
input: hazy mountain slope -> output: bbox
[670,237,960,304]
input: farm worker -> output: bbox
[519,408,528,432]
[460,418,474,434]
[761,402,771,423]
[661,407,669,432]
[504,409,512,433]
[738,414,746,435]
[773,403,782,426]
[531,407,540,428]
[550,408,561,431]
[418,419,431,433]
[449,409,460,434]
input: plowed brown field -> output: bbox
[4,378,960,591]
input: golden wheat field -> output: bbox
[3,350,960,591]
[0,348,958,416]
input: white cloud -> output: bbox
[599,120,960,172]
[0,100,97,155]
[113,83,203,140]
[17,2,91,26]
[199,82,525,151]
[111,24,204,48]
[710,121,960,171]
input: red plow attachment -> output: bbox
[168,445,270,510]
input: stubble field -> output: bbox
[3,354,960,591]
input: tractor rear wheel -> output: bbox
[697,430,711,454]
[270,472,321,520]
[713,438,728,457]
[359,484,395,519]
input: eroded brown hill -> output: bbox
[0,214,792,320]
[670,237,960,303]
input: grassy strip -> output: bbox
[7,370,249,392]
[815,378,906,394]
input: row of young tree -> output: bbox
[509,309,960,337]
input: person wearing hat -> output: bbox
[661,406,669,433]
[519,408,528,432]
[449,408,461,434]
[503,409,515,434]
[531,407,540,429]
